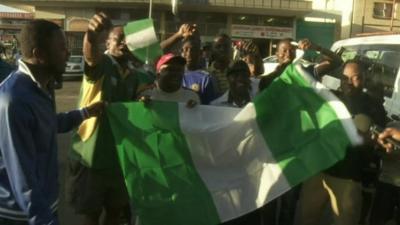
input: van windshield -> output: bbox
[334,44,400,100]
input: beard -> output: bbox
[53,72,63,82]
[47,64,64,78]
[39,62,65,85]
[341,82,362,97]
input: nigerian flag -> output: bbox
[107,64,362,225]
[124,18,162,63]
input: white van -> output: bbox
[322,34,400,121]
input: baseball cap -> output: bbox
[156,53,186,73]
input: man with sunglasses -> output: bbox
[298,60,385,225]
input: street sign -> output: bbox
[231,24,293,39]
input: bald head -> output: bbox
[341,61,363,95]
[343,62,362,87]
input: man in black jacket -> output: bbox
[298,60,385,225]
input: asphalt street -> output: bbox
[55,79,84,225]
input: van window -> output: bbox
[327,37,400,120]
[331,44,400,104]
[361,45,400,99]
[339,46,358,62]
[364,50,379,59]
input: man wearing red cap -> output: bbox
[139,53,199,104]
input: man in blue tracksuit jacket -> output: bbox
[0,20,103,225]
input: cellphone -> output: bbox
[370,125,400,151]
[370,124,384,136]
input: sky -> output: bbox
[0,4,27,13]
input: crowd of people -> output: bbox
[0,12,400,225]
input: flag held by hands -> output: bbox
[107,64,362,225]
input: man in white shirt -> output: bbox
[140,53,199,105]
[211,60,252,108]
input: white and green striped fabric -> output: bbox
[123,18,162,63]
[107,64,362,225]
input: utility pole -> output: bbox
[149,0,153,19]
[390,0,396,31]
[146,0,153,64]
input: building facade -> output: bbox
[307,0,400,39]
[0,11,31,49]
[2,0,317,56]
[351,0,400,36]
[2,1,399,59]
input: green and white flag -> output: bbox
[107,64,362,225]
[124,18,163,63]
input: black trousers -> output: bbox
[0,217,28,225]
[370,181,400,225]
[220,209,262,225]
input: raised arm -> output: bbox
[298,39,343,77]
[160,24,196,52]
[83,12,112,67]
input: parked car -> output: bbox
[262,55,279,75]
[321,34,400,121]
[64,55,84,79]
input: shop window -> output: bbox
[205,14,226,24]
[261,16,293,27]
[206,23,226,36]
[232,14,258,25]
[165,12,227,37]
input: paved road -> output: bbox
[55,79,84,225]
